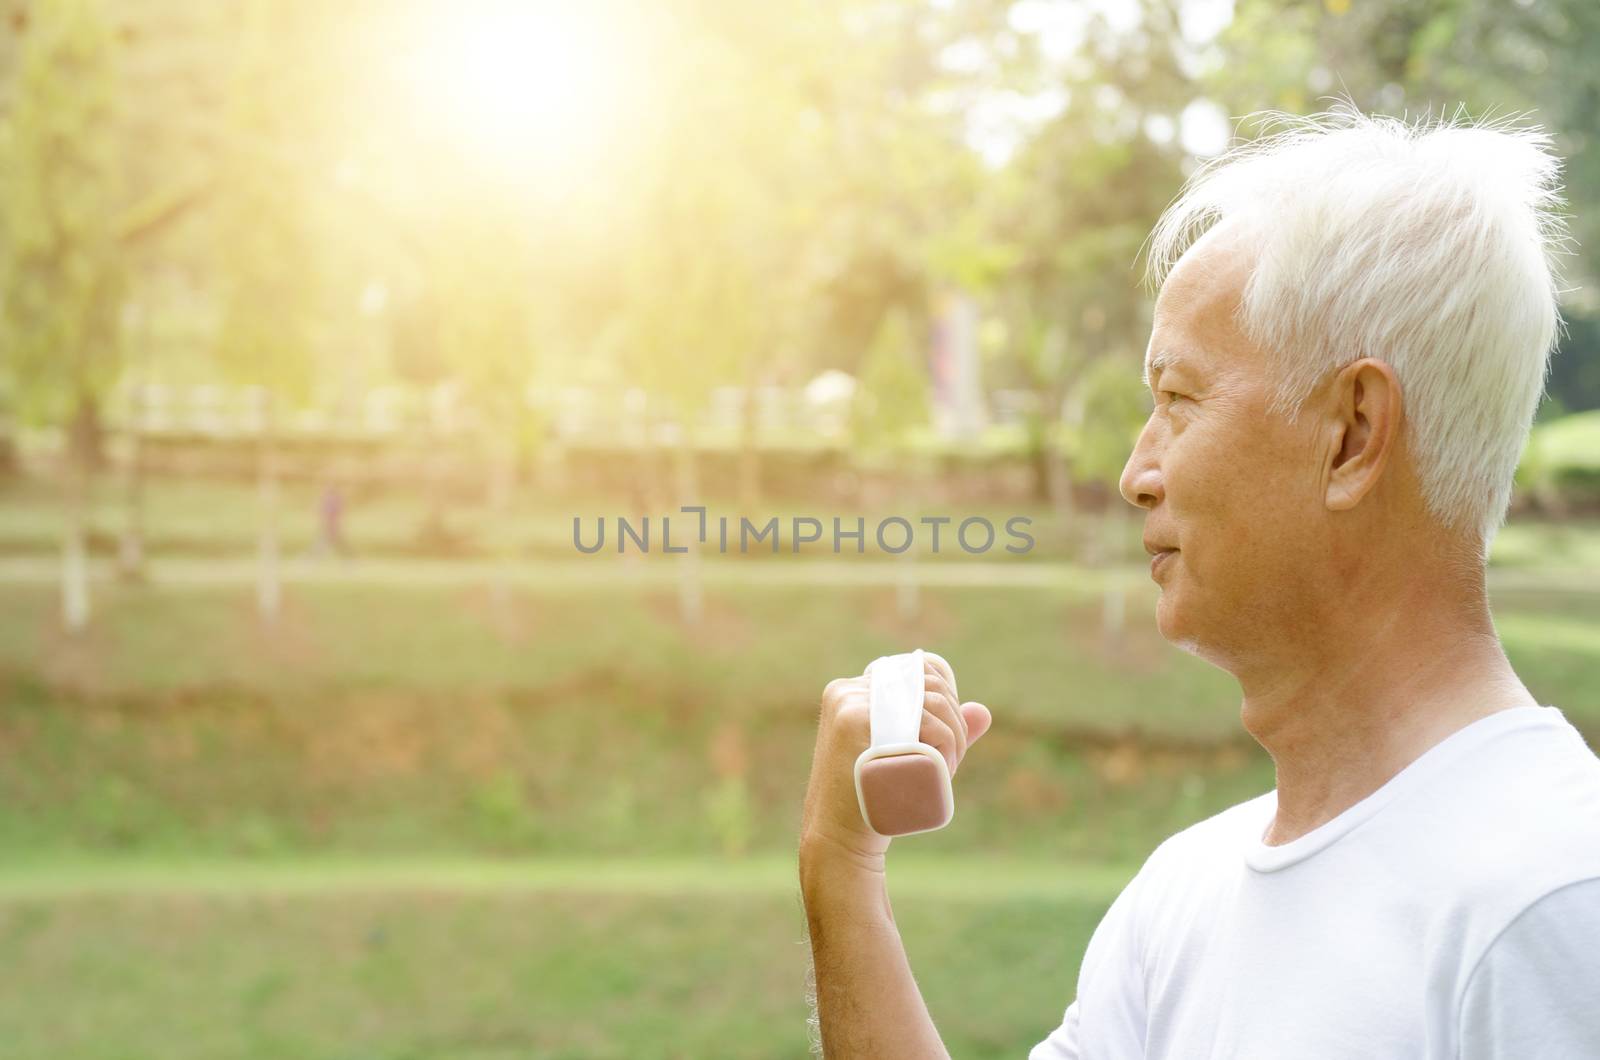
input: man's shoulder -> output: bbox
[1140,789,1273,879]
[1421,710,1600,860]
[1394,712,1600,953]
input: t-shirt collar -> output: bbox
[1244,705,1567,873]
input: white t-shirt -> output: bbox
[1030,705,1600,1059]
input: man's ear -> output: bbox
[1324,358,1402,514]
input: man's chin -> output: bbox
[1154,590,1222,664]
[1153,586,1185,643]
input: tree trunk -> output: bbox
[1026,408,1052,504]
[537,442,567,498]
[420,445,451,551]
[0,395,17,479]
[120,302,151,581]
[118,395,146,580]
[673,437,703,627]
[61,408,92,634]
[738,385,761,509]
[487,430,518,617]
[1537,481,1570,520]
[1047,440,1075,521]
[257,413,281,624]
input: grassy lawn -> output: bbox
[0,576,1593,742]
[0,856,1126,1060]
[0,575,1595,866]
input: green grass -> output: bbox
[0,857,1126,1060]
[0,577,1241,727]
[0,673,1276,865]
[1,574,1593,735]
[0,573,1260,862]
[0,854,1135,902]
[1,570,1596,864]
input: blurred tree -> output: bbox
[0,0,124,633]
[1513,423,1568,520]
[615,177,755,624]
[852,305,932,621]
[426,192,537,613]
[988,0,1194,508]
[608,0,869,507]
[1004,316,1074,511]
[852,307,931,459]
[95,2,234,583]
[1069,354,1151,646]
[600,0,879,621]
[796,1,994,385]
[212,0,323,624]
[383,279,464,549]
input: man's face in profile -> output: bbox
[1119,232,1340,670]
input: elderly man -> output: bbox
[798,107,1600,1058]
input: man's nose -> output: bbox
[1118,423,1163,510]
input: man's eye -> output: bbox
[1160,390,1188,405]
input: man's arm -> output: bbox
[797,653,992,1058]
[800,834,949,1059]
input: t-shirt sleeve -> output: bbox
[1028,999,1084,1060]
[1029,869,1148,1059]
[1457,876,1600,1060]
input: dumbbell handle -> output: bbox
[853,649,957,837]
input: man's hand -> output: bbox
[799,651,994,865]
[797,651,995,1059]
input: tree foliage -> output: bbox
[0,0,123,425]
[211,0,321,404]
[853,307,930,453]
[3,0,1599,445]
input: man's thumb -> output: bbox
[961,702,993,745]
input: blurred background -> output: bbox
[1,0,1598,1056]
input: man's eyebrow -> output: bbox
[1143,349,1182,391]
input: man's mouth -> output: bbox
[1149,548,1178,578]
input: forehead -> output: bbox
[1144,228,1259,385]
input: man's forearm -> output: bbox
[799,836,951,1059]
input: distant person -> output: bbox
[315,478,350,560]
[799,105,1600,1057]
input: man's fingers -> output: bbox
[924,670,965,743]
[843,653,977,770]
[962,702,993,745]
[921,691,967,767]
[918,708,958,774]
[922,652,958,702]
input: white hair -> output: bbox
[1144,103,1571,548]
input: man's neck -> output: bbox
[1238,577,1536,847]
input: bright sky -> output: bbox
[383,0,1236,183]
[389,0,647,184]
